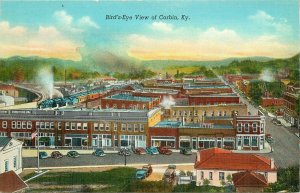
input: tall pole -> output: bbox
[37,126,40,173]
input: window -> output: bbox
[252,136,258,146]
[194,110,198,116]
[5,160,9,172]
[189,111,192,116]
[105,123,110,131]
[99,123,104,131]
[253,123,257,132]
[237,123,242,132]
[140,124,144,132]
[65,122,70,130]
[224,111,227,116]
[203,111,207,116]
[12,121,16,129]
[134,124,138,132]
[27,121,32,129]
[209,172,213,180]
[173,111,176,116]
[50,122,54,129]
[94,123,99,131]
[2,121,7,129]
[201,171,204,180]
[83,123,88,130]
[13,156,17,169]
[77,123,82,130]
[219,172,224,180]
[219,111,222,116]
[113,104,117,108]
[127,124,132,132]
[22,121,26,129]
[260,123,264,133]
[58,122,62,130]
[121,124,126,131]
[114,123,118,131]
[243,136,250,146]
[245,123,249,132]
[264,172,268,179]
[71,123,76,130]
[45,122,50,129]
[17,121,21,129]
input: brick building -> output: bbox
[188,93,240,105]
[0,108,161,148]
[0,84,19,98]
[101,93,161,110]
[282,83,300,127]
[183,85,233,95]
[261,97,284,107]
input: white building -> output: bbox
[0,137,23,174]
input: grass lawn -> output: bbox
[23,167,136,192]
[173,183,227,192]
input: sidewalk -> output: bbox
[233,142,271,154]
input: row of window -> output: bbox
[200,171,225,181]
[172,110,236,117]
[1,121,33,130]
[4,156,18,172]
[237,122,264,133]
[105,103,147,110]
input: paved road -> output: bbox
[23,153,196,168]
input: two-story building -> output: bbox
[195,148,277,187]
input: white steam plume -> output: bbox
[36,67,54,99]
[160,95,175,109]
[259,69,274,82]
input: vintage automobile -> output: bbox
[145,147,159,155]
[134,147,146,155]
[135,169,147,180]
[39,151,48,159]
[67,150,79,158]
[51,151,63,159]
[118,148,131,156]
[92,148,106,157]
[142,164,153,177]
[180,147,193,155]
[163,165,176,183]
[158,146,172,155]
[135,164,153,180]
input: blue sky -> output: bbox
[0,0,298,60]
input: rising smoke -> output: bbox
[160,95,175,109]
[259,69,275,82]
[36,67,54,99]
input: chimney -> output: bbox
[196,151,201,162]
[270,157,275,169]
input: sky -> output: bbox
[0,0,298,61]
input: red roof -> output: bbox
[0,84,15,90]
[232,171,268,187]
[0,171,28,192]
[195,148,276,171]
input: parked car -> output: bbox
[145,147,159,155]
[158,146,172,155]
[163,165,176,183]
[118,148,131,156]
[92,148,106,157]
[39,151,48,159]
[67,150,79,158]
[142,164,153,177]
[135,169,147,180]
[134,147,146,155]
[51,151,63,159]
[180,147,192,155]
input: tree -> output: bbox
[226,174,232,185]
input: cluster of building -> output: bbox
[0,75,268,152]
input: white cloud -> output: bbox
[151,22,173,32]
[78,16,99,29]
[54,10,73,26]
[249,10,291,33]
[0,20,82,60]
[127,27,298,60]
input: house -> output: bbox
[232,170,268,192]
[0,171,28,193]
[0,84,19,98]
[194,148,277,187]
[0,137,23,174]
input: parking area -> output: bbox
[23,153,197,168]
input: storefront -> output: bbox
[198,137,216,149]
[151,136,176,148]
[120,135,146,148]
[179,136,191,148]
[236,135,264,150]
[92,134,112,148]
[65,134,88,147]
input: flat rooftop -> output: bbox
[152,121,233,129]
[184,85,231,89]
[188,93,238,97]
[105,93,159,102]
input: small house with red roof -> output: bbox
[232,170,268,192]
[194,148,277,187]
